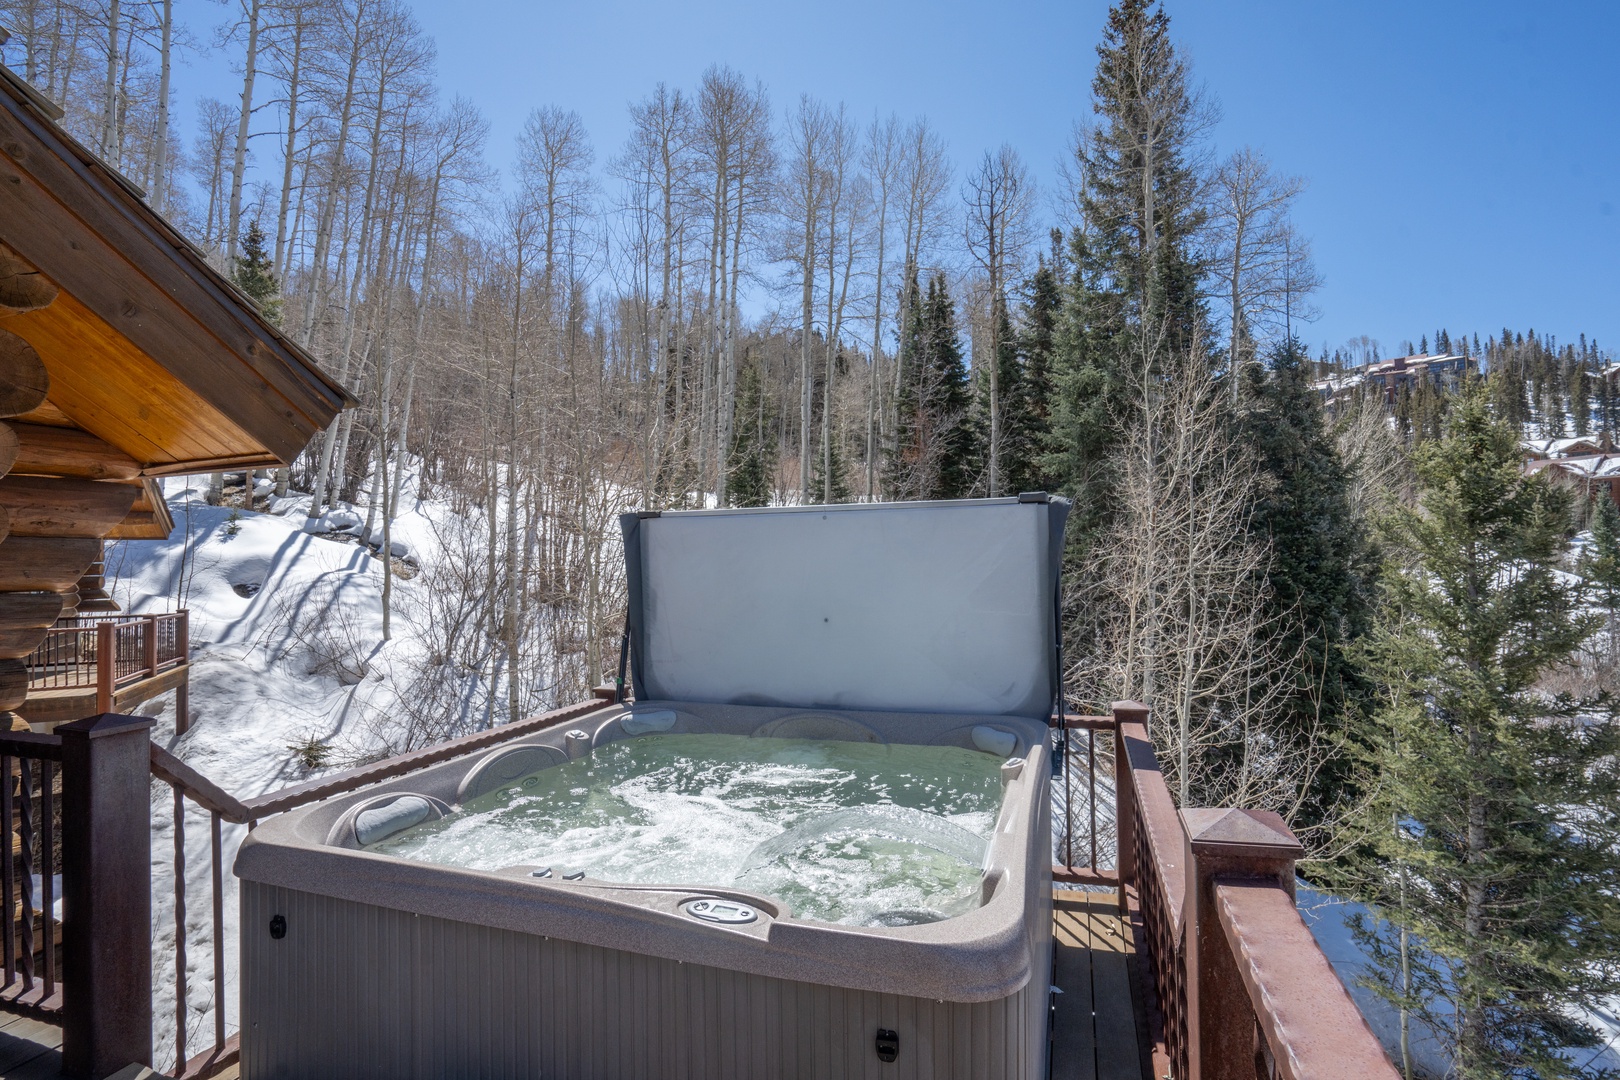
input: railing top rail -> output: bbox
[0,731,63,761]
[1119,718,1187,933]
[150,697,615,824]
[1061,713,1118,731]
[1214,877,1401,1080]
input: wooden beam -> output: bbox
[4,421,140,480]
[0,659,24,712]
[0,420,16,477]
[0,242,58,318]
[0,536,100,591]
[0,504,8,544]
[0,327,48,418]
[0,590,60,628]
[0,625,49,660]
[0,474,138,538]
[0,590,64,661]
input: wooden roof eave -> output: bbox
[0,64,355,466]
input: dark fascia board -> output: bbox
[0,64,355,437]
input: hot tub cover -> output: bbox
[619,496,1069,719]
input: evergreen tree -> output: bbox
[727,350,775,507]
[1239,336,1373,823]
[984,299,1045,495]
[1581,493,1620,662]
[231,219,282,326]
[889,270,975,500]
[1044,0,1210,544]
[1337,389,1620,1079]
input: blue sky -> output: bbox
[179,0,1618,358]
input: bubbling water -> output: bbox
[370,733,1004,926]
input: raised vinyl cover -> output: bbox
[619,497,1069,718]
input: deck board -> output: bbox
[1052,891,1146,1080]
[0,1012,59,1078]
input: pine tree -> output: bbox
[727,349,775,507]
[1239,336,1373,824]
[231,219,282,325]
[1582,493,1620,661]
[889,270,975,500]
[1337,388,1620,1079]
[985,300,1045,495]
[1044,0,1210,544]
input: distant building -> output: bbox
[1525,454,1620,506]
[1359,353,1471,403]
[1311,352,1473,410]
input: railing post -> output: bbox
[142,617,157,680]
[1111,700,1146,912]
[1182,808,1303,1080]
[94,621,114,714]
[58,713,156,1079]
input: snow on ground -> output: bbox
[104,474,455,1069]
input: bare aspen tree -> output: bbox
[618,84,694,500]
[861,114,902,500]
[1207,146,1321,395]
[151,0,173,212]
[818,103,860,503]
[99,0,120,160]
[894,118,951,427]
[784,95,829,503]
[222,0,264,262]
[963,144,1034,497]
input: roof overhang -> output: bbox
[0,63,352,475]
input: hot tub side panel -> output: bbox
[241,881,1045,1080]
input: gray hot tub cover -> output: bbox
[618,495,1069,719]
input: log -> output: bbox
[0,659,24,712]
[0,504,8,545]
[0,589,63,659]
[0,243,58,318]
[0,591,64,629]
[0,474,138,537]
[0,328,48,417]
[0,625,50,661]
[0,537,100,591]
[0,421,16,477]
[56,587,80,616]
[5,422,139,481]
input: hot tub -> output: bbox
[236,497,1069,1079]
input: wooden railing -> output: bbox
[24,612,188,698]
[146,694,614,1079]
[1053,701,1399,1080]
[0,716,155,1079]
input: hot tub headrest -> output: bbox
[327,793,452,849]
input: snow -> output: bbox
[102,472,472,1069]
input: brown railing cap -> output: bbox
[1183,807,1303,859]
[56,713,155,739]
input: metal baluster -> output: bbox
[40,759,52,1000]
[0,754,12,990]
[173,786,187,1066]
[1062,722,1073,868]
[211,811,225,1052]
[1088,729,1097,870]
[16,760,34,990]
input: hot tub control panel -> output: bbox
[681,897,758,925]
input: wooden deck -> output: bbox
[0,892,1145,1080]
[1052,891,1149,1080]
[0,1013,61,1079]
[19,662,188,729]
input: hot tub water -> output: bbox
[370,733,1005,926]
